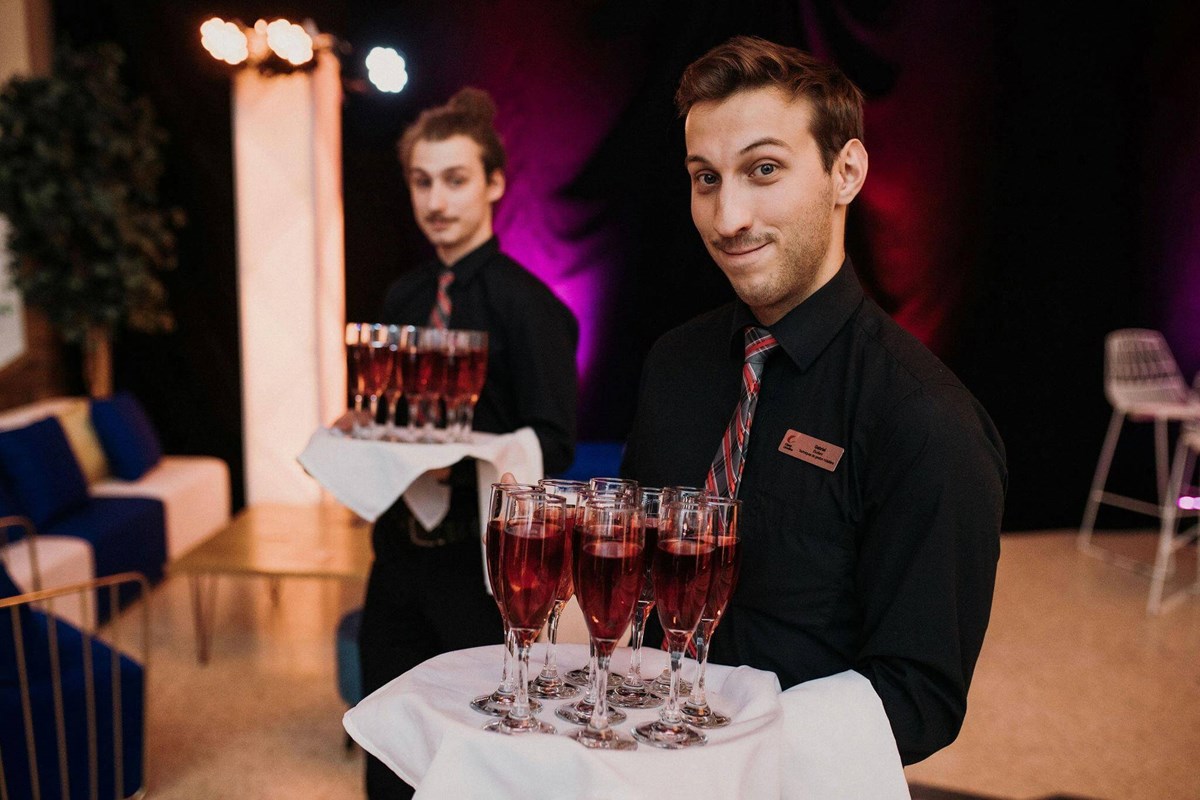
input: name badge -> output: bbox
[778,429,844,472]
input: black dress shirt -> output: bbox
[622,260,1007,764]
[380,236,578,477]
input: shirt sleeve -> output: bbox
[852,383,1006,764]
[503,286,579,475]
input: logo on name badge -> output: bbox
[778,429,844,472]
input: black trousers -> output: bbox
[358,501,504,799]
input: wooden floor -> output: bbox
[129,528,1198,799]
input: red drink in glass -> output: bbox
[486,519,506,617]
[652,538,713,633]
[499,520,565,634]
[575,538,643,655]
[364,343,394,397]
[702,534,741,628]
[347,343,367,403]
[415,348,448,397]
[467,347,488,399]
[555,507,576,604]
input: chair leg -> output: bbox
[1081,410,1125,550]
[1149,439,1192,614]
[1155,417,1171,503]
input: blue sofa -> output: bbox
[0,393,231,625]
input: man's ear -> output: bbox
[486,169,506,203]
[833,139,868,205]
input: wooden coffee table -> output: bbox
[170,503,373,663]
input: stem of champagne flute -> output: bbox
[540,602,564,676]
[405,395,420,441]
[622,602,650,685]
[510,636,533,723]
[368,394,380,438]
[463,402,477,439]
[498,626,515,694]
[589,651,613,734]
[663,636,686,726]
[584,642,597,701]
[689,621,712,708]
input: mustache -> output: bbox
[425,214,456,225]
[711,232,774,252]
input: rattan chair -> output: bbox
[0,566,149,799]
[1079,329,1200,613]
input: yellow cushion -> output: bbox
[55,401,109,484]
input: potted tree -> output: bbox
[0,41,182,397]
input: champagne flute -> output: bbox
[682,497,741,728]
[382,325,414,441]
[415,327,449,442]
[460,330,488,441]
[649,485,703,697]
[528,479,588,700]
[569,495,644,750]
[555,492,631,728]
[564,476,639,691]
[471,483,543,717]
[401,327,423,441]
[609,487,664,709]
[363,323,394,440]
[344,322,368,436]
[484,491,566,736]
[633,497,714,749]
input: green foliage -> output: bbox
[0,41,183,343]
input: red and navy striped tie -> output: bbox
[704,326,779,500]
[429,269,454,329]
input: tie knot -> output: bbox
[438,270,455,291]
[743,327,778,365]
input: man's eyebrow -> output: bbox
[684,137,791,168]
[739,137,789,155]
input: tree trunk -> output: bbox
[84,325,113,398]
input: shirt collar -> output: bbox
[439,236,499,286]
[729,258,864,371]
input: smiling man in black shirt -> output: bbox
[622,36,1006,764]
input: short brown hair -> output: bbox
[397,87,507,176]
[675,35,864,172]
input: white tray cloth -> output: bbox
[296,427,543,529]
[343,643,908,800]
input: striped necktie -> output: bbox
[704,326,780,500]
[429,269,454,329]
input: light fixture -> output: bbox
[200,17,249,65]
[200,17,327,75]
[365,47,408,93]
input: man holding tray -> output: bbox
[360,87,578,799]
[622,36,1007,766]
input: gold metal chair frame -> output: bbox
[0,520,150,800]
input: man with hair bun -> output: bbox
[359,87,578,799]
[623,35,1006,767]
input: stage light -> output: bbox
[1179,496,1199,510]
[365,47,408,93]
[264,19,314,66]
[200,17,249,65]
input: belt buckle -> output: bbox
[407,517,448,548]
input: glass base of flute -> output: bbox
[608,602,663,709]
[633,634,706,749]
[470,629,542,717]
[556,646,627,726]
[649,665,692,697]
[569,645,636,750]
[483,625,555,735]
[680,618,729,728]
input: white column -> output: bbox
[233,51,345,505]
